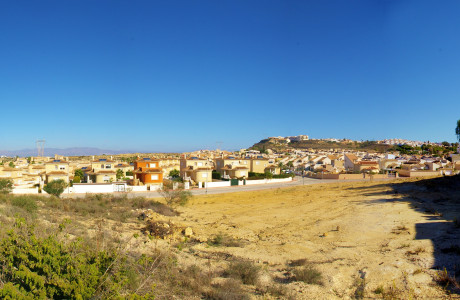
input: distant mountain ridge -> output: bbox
[0,147,132,157]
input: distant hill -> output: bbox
[0,147,133,157]
[250,139,393,153]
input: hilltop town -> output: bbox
[1,135,459,195]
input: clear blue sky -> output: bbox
[1,1,459,152]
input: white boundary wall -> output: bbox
[245,177,292,185]
[130,186,149,192]
[72,184,117,194]
[12,187,39,194]
[204,181,231,188]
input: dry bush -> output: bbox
[353,278,366,299]
[289,258,309,267]
[435,268,460,290]
[175,264,214,295]
[257,282,294,299]
[40,194,139,222]
[206,279,249,300]
[292,265,323,285]
[208,232,243,247]
[142,220,174,239]
[225,260,261,285]
[134,198,178,217]
[379,283,405,300]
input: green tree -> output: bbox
[0,178,13,194]
[8,161,15,168]
[264,171,273,179]
[456,119,460,142]
[74,169,84,181]
[159,179,192,207]
[278,162,284,170]
[43,179,68,198]
[116,169,124,180]
[169,169,180,179]
[73,176,81,183]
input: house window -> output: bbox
[105,164,111,169]
[198,162,203,167]
[103,175,110,182]
[149,163,156,168]
[202,173,208,178]
[151,174,158,180]
[255,161,260,165]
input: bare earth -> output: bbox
[154,178,460,299]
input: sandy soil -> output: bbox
[159,178,460,299]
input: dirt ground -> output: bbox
[151,178,460,299]
[10,177,457,298]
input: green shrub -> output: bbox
[43,179,68,198]
[273,173,294,179]
[264,171,273,179]
[212,171,221,180]
[73,175,81,183]
[0,219,144,299]
[0,178,13,194]
[169,169,180,179]
[10,196,38,214]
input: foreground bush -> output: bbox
[0,219,151,299]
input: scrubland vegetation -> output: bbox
[0,192,305,299]
[1,175,460,298]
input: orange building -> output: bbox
[133,158,163,186]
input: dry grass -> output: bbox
[435,268,460,290]
[225,260,261,285]
[207,232,243,247]
[292,265,323,285]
